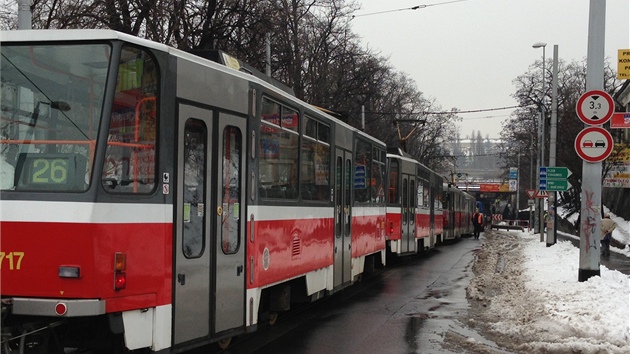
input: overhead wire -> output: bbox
[351,0,470,19]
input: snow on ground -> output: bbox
[466,225,630,353]
[557,205,630,256]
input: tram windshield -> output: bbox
[1,43,110,191]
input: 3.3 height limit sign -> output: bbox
[576,90,614,125]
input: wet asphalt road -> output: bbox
[196,233,630,354]
[211,237,507,354]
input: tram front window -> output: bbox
[0,43,110,192]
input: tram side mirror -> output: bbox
[50,100,71,112]
[102,178,118,189]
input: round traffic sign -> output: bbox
[576,90,614,125]
[574,126,614,162]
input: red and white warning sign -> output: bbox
[526,189,536,199]
[574,126,614,163]
[576,90,614,125]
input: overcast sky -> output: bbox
[351,0,629,140]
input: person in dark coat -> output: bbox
[472,208,483,239]
[601,214,616,256]
[502,204,511,223]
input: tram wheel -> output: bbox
[217,337,232,350]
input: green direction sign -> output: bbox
[539,179,570,191]
[539,166,571,180]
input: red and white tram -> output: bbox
[442,183,476,240]
[0,28,479,353]
[0,29,389,353]
[385,149,444,255]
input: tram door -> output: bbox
[401,175,416,253]
[174,105,246,345]
[333,149,352,288]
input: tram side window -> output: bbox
[102,46,158,193]
[434,184,443,210]
[388,160,399,204]
[442,190,449,210]
[258,97,298,199]
[354,139,371,204]
[419,180,429,207]
[300,116,330,201]
[371,147,385,204]
[182,119,207,258]
[416,182,423,209]
[221,126,241,254]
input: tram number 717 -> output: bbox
[0,252,25,270]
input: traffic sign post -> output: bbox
[576,5,607,283]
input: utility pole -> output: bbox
[546,45,559,247]
[578,0,606,282]
[18,0,32,30]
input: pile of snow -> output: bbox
[467,229,630,353]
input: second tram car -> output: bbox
[385,149,444,255]
[442,183,476,240]
[0,29,473,353]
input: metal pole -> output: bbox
[547,45,559,247]
[579,0,605,282]
[266,33,271,77]
[533,116,543,235]
[516,147,521,221]
[540,45,546,240]
[530,133,534,230]
[17,0,32,30]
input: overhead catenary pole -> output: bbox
[516,147,521,216]
[546,45,559,247]
[578,0,606,282]
[18,0,32,30]
[265,33,271,77]
[533,42,547,239]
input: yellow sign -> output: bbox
[618,49,630,79]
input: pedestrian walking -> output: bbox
[502,204,511,225]
[601,214,616,256]
[472,208,484,239]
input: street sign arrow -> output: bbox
[540,166,571,179]
[541,179,570,191]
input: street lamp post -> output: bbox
[533,42,547,240]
